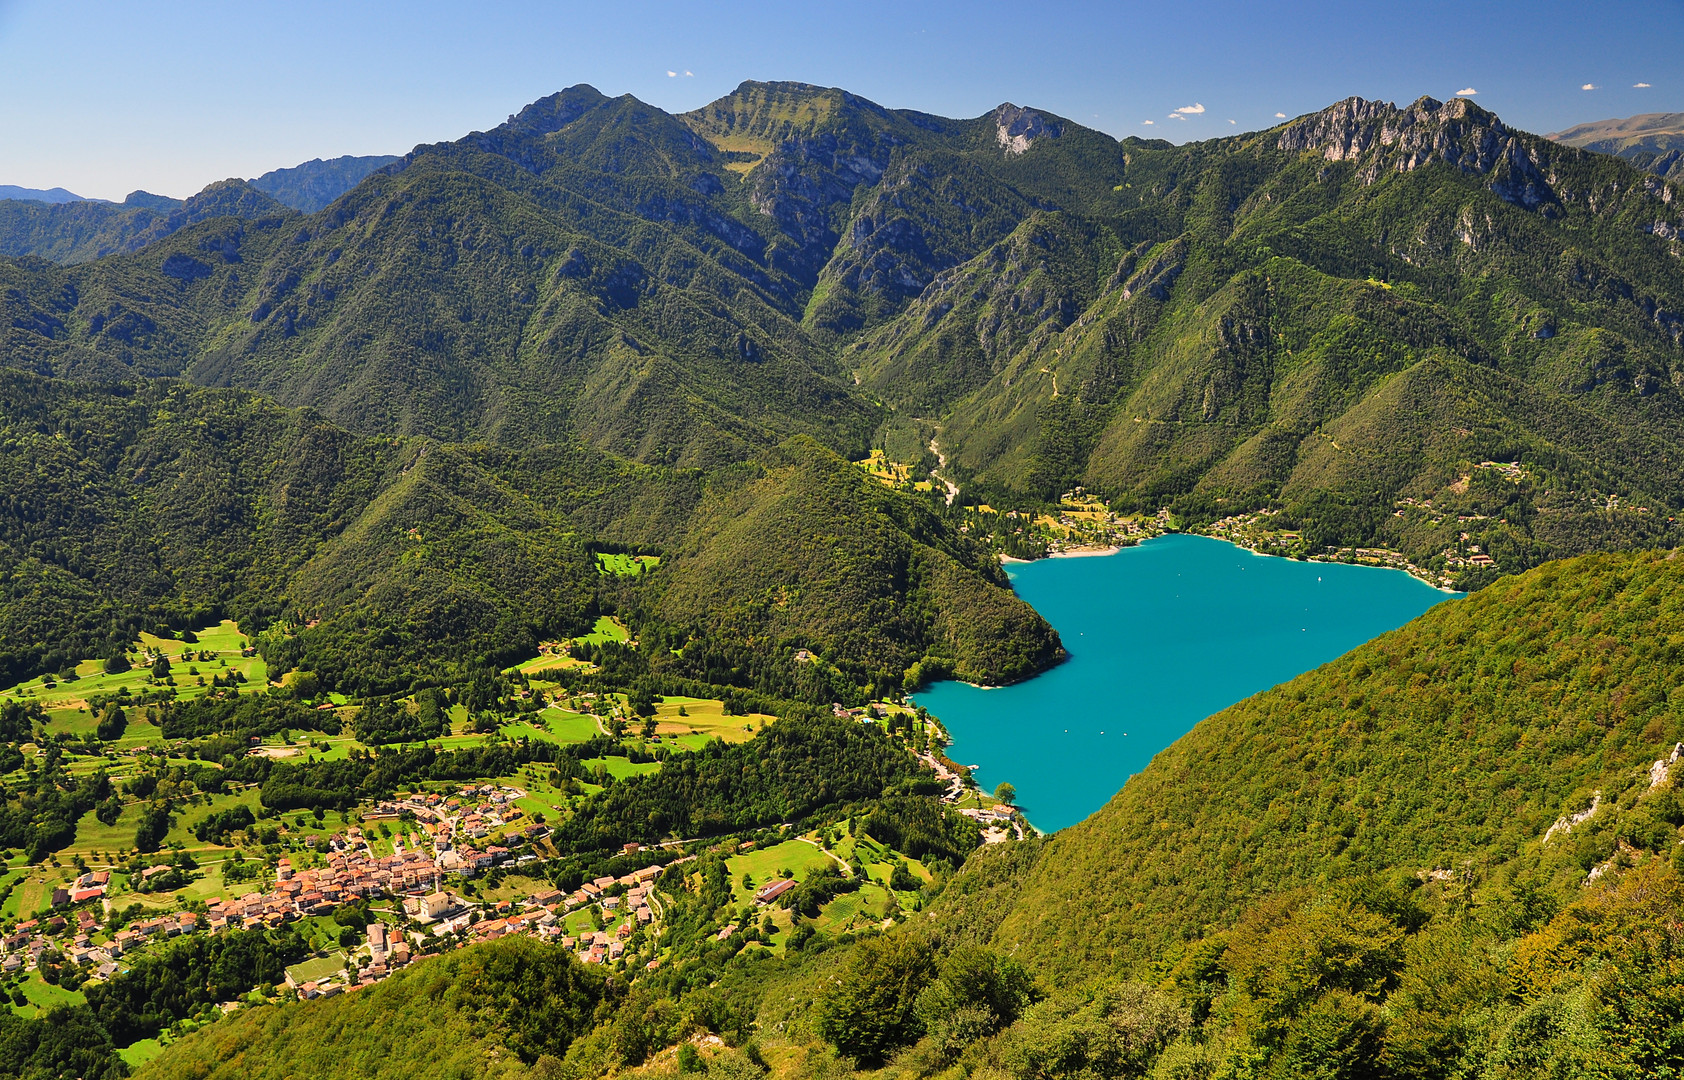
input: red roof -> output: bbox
[754,878,796,903]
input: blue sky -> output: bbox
[2,0,1679,201]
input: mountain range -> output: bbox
[1550,111,1684,179]
[0,154,399,263]
[3,82,1684,1080]
[0,87,1676,579]
[0,185,91,205]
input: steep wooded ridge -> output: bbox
[0,87,1681,588]
[129,548,1684,1080]
[0,370,1054,696]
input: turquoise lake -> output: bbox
[912,534,1455,833]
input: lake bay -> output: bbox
[912,534,1455,832]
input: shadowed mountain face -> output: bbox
[0,86,1679,583]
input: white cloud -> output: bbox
[684,70,693,77]
[1456,87,1477,96]
[1275,112,1286,118]
[1174,103,1206,114]
[1166,113,1186,120]
[1635,82,1652,88]
[1582,83,1598,90]
[1228,119,1236,124]
[666,70,677,77]
[1142,119,1154,125]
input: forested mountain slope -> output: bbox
[0,180,292,264]
[248,154,402,212]
[0,371,1054,695]
[0,88,1679,586]
[938,548,1684,980]
[889,97,1684,582]
[130,937,605,1080]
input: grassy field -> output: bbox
[117,1038,166,1069]
[581,757,661,781]
[500,708,600,745]
[511,652,589,677]
[284,951,349,986]
[0,620,268,715]
[577,616,629,646]
[650,696,769,745]
[596,553,661,577]
[857,450,932,493]
[715,832,930,949]
[725,838,839,901]
[117,1037,168,1071]
[509,616,631,678]
[13,970,85,1017]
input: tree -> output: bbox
[816,934,936,1065]
[133,803,173,853]
[994,782,1016,806]
[94,797,122,827]
[150,655,171,679]
[94,705,127,743]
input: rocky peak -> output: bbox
[496,85,610,141]
[1276,95,1565,208]
[993,104,1062,155]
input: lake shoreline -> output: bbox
[1001,544,1125,565]
[1004,536,1462,594]
[920,533,1455,832]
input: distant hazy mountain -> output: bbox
[121,190,183,210]
[0,154,393,261]
[0,178,291,263]
[1549,111,1684,178]
[0,184,93,204]
[249,153,400,211]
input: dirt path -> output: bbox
[795,835,855,877]
[928,437,960,506]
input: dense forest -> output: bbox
[0,372,1056,697]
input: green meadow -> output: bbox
[1,620,269,723]
[595,553,660,577]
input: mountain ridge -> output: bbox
[0,86,1679,589]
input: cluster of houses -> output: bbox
[0,784,545,987]
[453,854,677,968]
[2,778,704,1002]
[295,856,683,998]
[370,784,532,845]
[958,803,1023,844]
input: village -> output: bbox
[0,782,703,1006]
